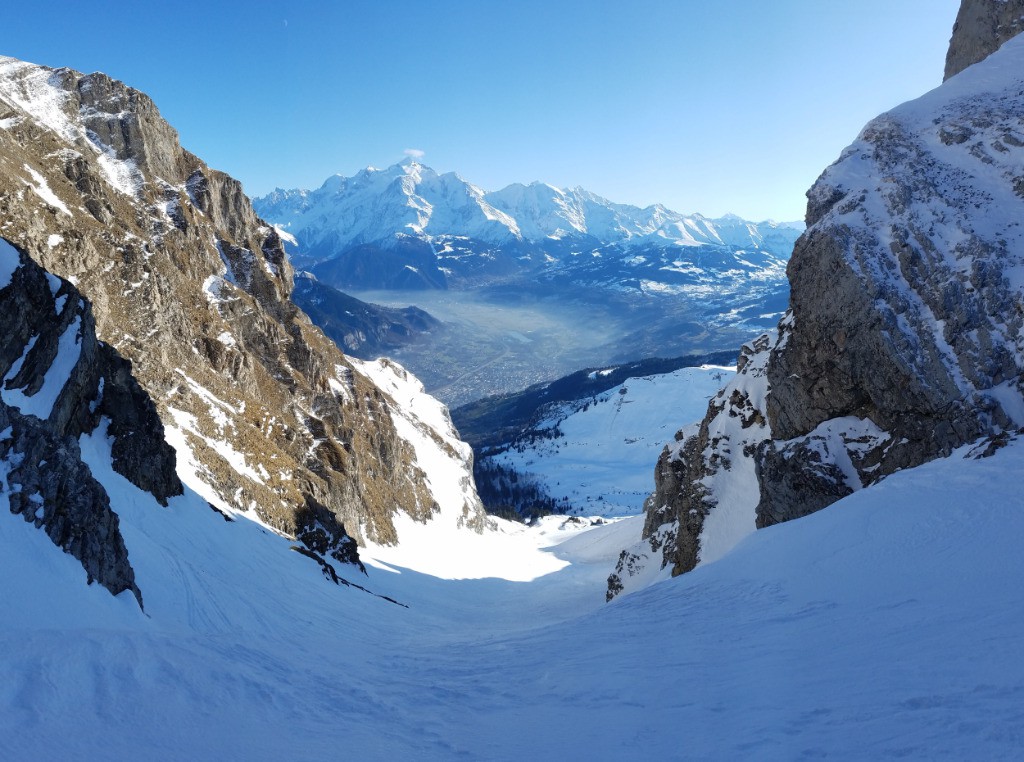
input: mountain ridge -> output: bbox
[0,53,489,594]
[255,160,802,405]
[255,160,802,262]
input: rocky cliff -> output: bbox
[610,6,1024,598]
[0,56,487,596]
[0,237,180,605]
[944,0,1024,79]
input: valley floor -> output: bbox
[3,431,1024,760]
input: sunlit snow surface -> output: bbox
[0,57,144,200]
[484,365,734,516]
[2,419,1024,759]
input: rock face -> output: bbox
[0,238,180,604]
[944,0,1024,79]
[610,8,1024,598]
[757,32,1024,526]
[0,55,487,590]
[606,335,775,598]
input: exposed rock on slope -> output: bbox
[606,335,774,598]
[611,16,1024,597]
[0,238,180,604]
[758,32,1024,526]
[944,0,1024,79]
[0,55,486,573]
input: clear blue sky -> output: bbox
[6,1,960,220]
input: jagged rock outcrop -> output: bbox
[0,237,182,604]
[944,0,1024,79]
[757,31,1024,526]
[0,55,487,583]
[610,6,1024,598]
[606,335,774,598]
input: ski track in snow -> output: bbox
[2,420,1024,759]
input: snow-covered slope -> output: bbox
[4,420,1023,759]
[477,364,733,517]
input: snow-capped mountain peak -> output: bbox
[253,162,803,259]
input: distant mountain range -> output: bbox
[253,160,803,291]
[253,161,805,404]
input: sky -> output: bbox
[5,1,961,221]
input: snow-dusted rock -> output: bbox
[0,238,179,604]
[607,334,774,598]
[759,31,1024,525]
[612,11,1024,597]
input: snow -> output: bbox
[90,136,143,196]
[167,407,263,486]
[215,330,236,347]
[350,356,480,528]
[0,237,22,289]
[1,316,82,420]
[252,160,801,258]
[3,415,1024,759]
[986,380,1024,425]
[46,234,63,249]
[779,416,892,490]
[272,224,297,246]
[362,511,570,582]
[201,274,232,304]
[691,332,776,566]
[0,58,144,200]
[22,163,71,216]
[486,365,734,516]
[0,57,78,141]
[45,271,61,297]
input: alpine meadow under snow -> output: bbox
[5,0,1024,759]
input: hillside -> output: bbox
[4,2,1024,758]
[3,427,1023,759]
[0,54,490,598]
[454,357,734,517]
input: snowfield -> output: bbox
[2,421,1024,759]
[482,364,734,516]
